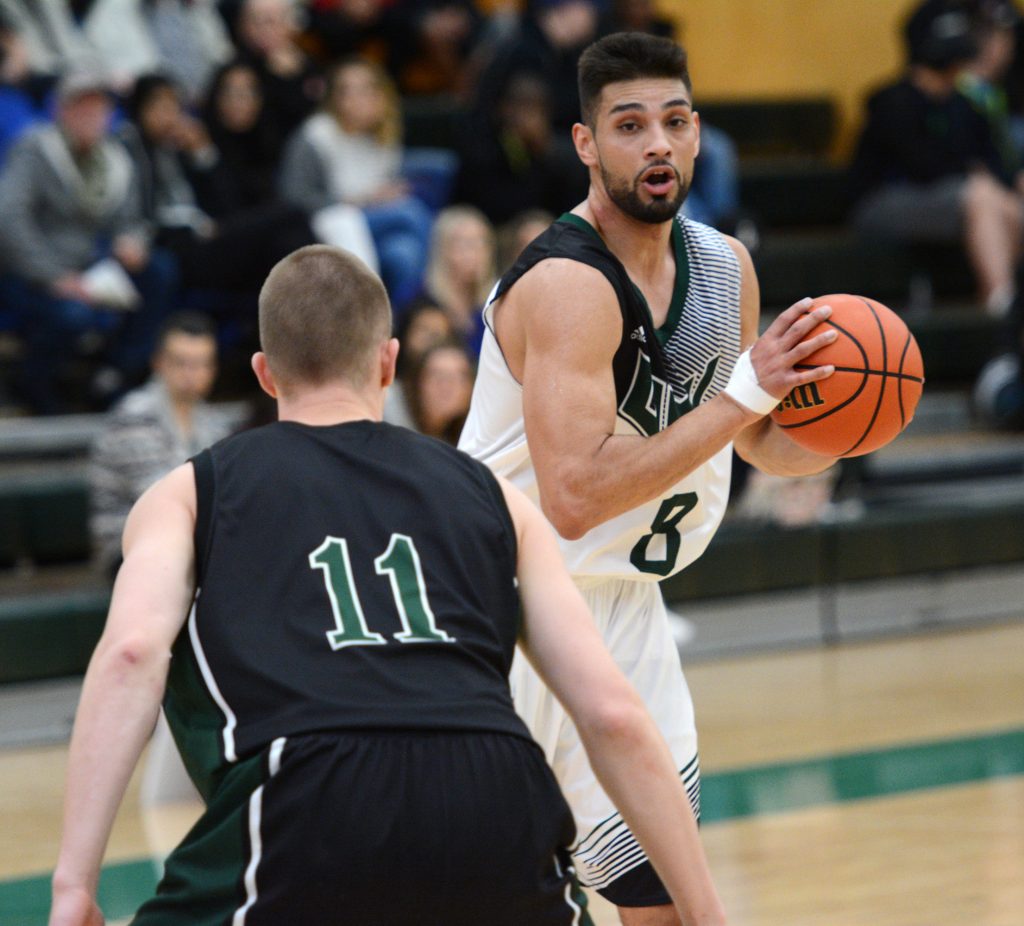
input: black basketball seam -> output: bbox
[776,315,871,431]
[897,331,911,426]
[793,364,924,384]
[841,297,888,456]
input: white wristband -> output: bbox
[724,349,779,416]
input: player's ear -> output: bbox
[573,121,597,167]
[692,109,701,159]
[380,337,399,389]
[251,352,278,398]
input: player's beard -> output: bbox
[599,158,689,224]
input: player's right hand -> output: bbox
[749,296,838,398]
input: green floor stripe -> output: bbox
[3,728,1022,924]
[701,728,1024,823]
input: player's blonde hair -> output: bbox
[258,245,391,389]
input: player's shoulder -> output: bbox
[675,216,751,285]
[676,214,747,262]
[129,460,197,529]
[506,256,621,353]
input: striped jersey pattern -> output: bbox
[661,216,743,406]
[573,756,702,891]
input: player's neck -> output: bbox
[275,384,384,426]
[578,192,674,277]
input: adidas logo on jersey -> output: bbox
[630,326,647,343]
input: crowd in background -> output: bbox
[2,0,1024,558]
[0,0,700,420]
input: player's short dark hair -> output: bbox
[258,245,392,389]
[155,311,217,352]
[577,32,692,126]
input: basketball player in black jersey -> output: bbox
[49,245,727,926]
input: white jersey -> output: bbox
[459,214,743,581]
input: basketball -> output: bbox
[769,294,925,457]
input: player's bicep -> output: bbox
[516,261,623,512]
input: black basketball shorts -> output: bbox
[133,729,593,925]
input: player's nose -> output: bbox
[643,122,673,158]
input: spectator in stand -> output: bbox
[849,0,1024,317]
[0,69,177,414]
[0,0,93,84]
[419,204,496,354]
[90,0,232,101]
[89,311,231,576]
[960,2,1024,426]
[959,0,1022,181]
[455,70,588,224]
[201,60,288,213]
[0,15,48,164]
[235,0,323,138]
[473,0,606,138]
[120,73,315,300]
[0,0,230,99]
[279,56,437,312]
[495,206,553,272]
[609,0,673,37]
[304,0,399,64]
[387,0,484,98]
[383,295,457,428]
[404,337,476,443]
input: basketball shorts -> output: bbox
[510,577,700,906]
[132,730,593,926]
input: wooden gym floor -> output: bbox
[2,618,1023,925]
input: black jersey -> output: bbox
[494,213,680,422]
[165,420,531,798]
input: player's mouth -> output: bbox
[639,165,678,196]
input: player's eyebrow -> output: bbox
[608,98,693,115]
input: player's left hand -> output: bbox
[749,296,837,398]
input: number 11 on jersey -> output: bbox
[309,534,456,650]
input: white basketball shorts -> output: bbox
[510,576,700,892]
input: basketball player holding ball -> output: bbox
[460,32,846,925]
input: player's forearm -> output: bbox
[52,638,168,898]
[578,705,727,926]
[734,417,836,477]
[539,394,756,539]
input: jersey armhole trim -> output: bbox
[481,293,524,390]
[191,448,215,586]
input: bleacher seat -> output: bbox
[699,98,836,158]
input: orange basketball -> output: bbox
[769,294,925,457]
